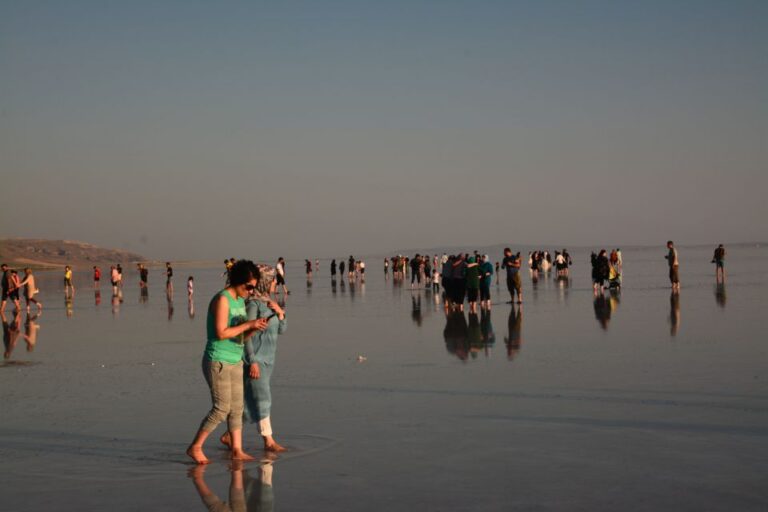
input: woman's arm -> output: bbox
[213,295,266,340]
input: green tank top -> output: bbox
[204,289,247,364]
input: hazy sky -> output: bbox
[1,0,766,260]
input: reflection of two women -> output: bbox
[189,459,275,512]
[505,305,523,361]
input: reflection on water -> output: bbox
[167,296,174,321]
[411,295,423,327]
[443,309,497,361]
[24,313,40,352]
[669,291,681,337]
[95,289,101,306]
[2,311,40,361]
[2,310,22,359]
[593,290,620,330]
[189,459,275,512]
[443,311,468,361]
[65,296,74,318]
[715,284,726,308]
[505,305,523,361]
[140,286,149,304]
[188,298,196,319]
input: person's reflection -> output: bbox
[411,295,423,327]
[2,310,21,359]
[467,313,483,358]
[65,296,74,318]
[715,283,726,309]
[188,297,196,319]
[112,289,122,317]
[669,291,681,336]
[244,460,275,512]
[443,311,469,361]
[593,292,612,330]
[556,276,570,303]
[189,459,275,512]
[95,289,101,306]
[504,304,523,361]
[23,312,40,352]
[480,309,495,354]
[339,278,346,294]
[331,278,337,295]
[140,286,149,304]
[167,296,175,321]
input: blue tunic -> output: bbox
[243,299,287,422]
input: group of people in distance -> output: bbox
[590,249,623,293]
[526,249,572,279]
[188,259,288,464]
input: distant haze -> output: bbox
[1,1,766,260]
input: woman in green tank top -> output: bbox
[187,260,269,465]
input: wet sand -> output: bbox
[1,245,767,511]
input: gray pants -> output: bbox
[199,358,244,433]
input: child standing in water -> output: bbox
[64,266,75,296]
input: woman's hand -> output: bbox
[250,318,269,331]
[267,301,285,319]
[249,363,260,380]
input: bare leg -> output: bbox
[228,429,255,461]
[187,429,212,464]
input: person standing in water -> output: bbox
[165,262,174,296]
[93,266,101,288]
[665,241,680,291]
[275,257,289,296]
[330,259,337,278]
[64,266,75,296]
[222,264,287,453]
[502,248,523,304]
[479,255,494,311]
[712,244,726,283]
[186,260,269,465]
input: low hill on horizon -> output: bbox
[0,238,148,269]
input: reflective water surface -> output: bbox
[1,244,767,511]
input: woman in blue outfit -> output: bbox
[223,264,287,452]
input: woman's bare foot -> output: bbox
[186,445,210,464]
[231,449,256,461]
[264,438,287,452]
[219,431,232,447]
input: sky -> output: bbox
[1,0,766,260]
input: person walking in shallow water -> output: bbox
[187,260,269,465]
[221,264,287,453]
[17,268,42,313]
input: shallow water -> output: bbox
[1,245,767,511]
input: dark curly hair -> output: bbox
[229,260,260,286]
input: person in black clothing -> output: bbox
[591,250,610,293]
